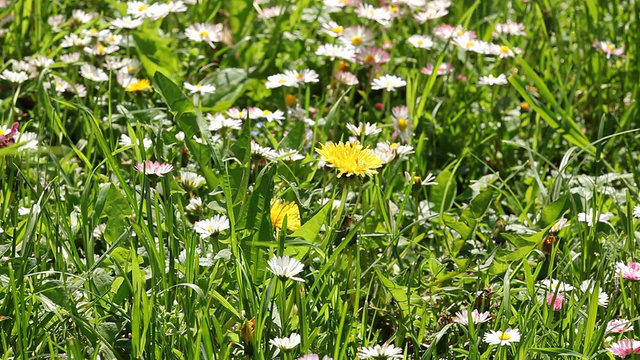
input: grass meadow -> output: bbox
[0,0,639,358]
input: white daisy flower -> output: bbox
[320,21,345,37]
[119,134,152,150]
[269,333,301,350]
[334,71,359,86]
[79,65,108,82]
[193,215,230,238]
[347,122,381,136]
[477,74,508,86]
[339,26,374,49]
[539,279,575,292]
[184,82,216,95]
[454,309,492,325]
[0,70,29,84]
[371,75,406,91]
[184,22,222,44]
[180,171,206,190]
[111,16,144,29]
[407,34,434,49]
[265,73,294,89]
[60,33,91,48]
[185,197,203,213]
[483,328,521,346]
[93,223,107,238]
[266,255,305,282]
[315,44,356,61]
[127,1,152,18]
[357,343,403,359]
[579,280,609,307]
[576,209,613,226]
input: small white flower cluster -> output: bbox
[266,69,319,89]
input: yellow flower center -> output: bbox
[332,26,344,34]
[138,5,148,11]
[364,54,375,64]
[466,40,475,48]
[606,44,615,51]
[196,84,202,88]
[296,73,304,79]
[285,94,297,107]
[390,143,399,150]
[278,78,287,83]
[0,129,5,136]
[89,28,99,35]
[398,118,408,131]
[263,109,272,115]
[108,36,115,42]
[128,66,136,73]
[498,332,511,341]
[500,45,509,53]
[417,40,424,45]
[351,36,363,46]
[98,45,105,54]
[390,6,398,13]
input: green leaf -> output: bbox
[92,268,114,296]
[462,188,494,220]
[431,170,456,212]
[226,0,254,43]
[277,120,306,151]
[237,164,275,233]
[539,195,569,228]
[102,184,132,244]
[375,268,424,318]
[291,200,332,243]
[133,30,180,79]
[153,71,195,116]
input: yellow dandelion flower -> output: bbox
[270,198,301,232]
[316,141,384,178]
[125,79,153,92]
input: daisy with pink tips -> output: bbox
[134,160,174,177]
[616,261,640,280]
[607,339,640,358]
[593,41,625,59]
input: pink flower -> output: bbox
[607,320,634,334]
[546,292,563,311]
[593,40,625,59]
[134,160,174,177]
[607,339,640,358]
[421,62,454,76]
[0,122,19,148]
[616,262,640,280]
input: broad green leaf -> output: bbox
[153,71,195,116]
[462,188,494,220]
[291,199,332,243]
[102,185,132,244]
[431,169,456,212]
[277,120,306,151]
[375,268,424,318]
[539,194,569,228]
[133,30,180,79]
[237,164,275,233]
